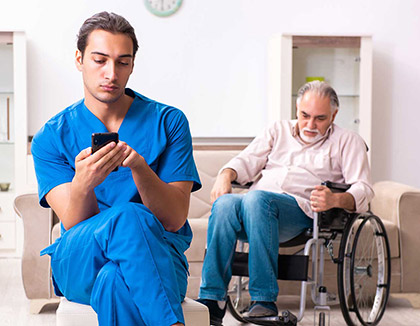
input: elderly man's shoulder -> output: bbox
[331,124,367,147]
[269,119,296,132]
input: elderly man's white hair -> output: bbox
[296,81,339,113]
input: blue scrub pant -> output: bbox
[42,203,188,326]
[199,191,313,302]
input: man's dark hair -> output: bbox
[77,12,139,58]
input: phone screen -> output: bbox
[91,132,119,171]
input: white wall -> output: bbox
[1,0,420,187]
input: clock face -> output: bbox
[144,0,183,17]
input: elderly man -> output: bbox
[197,81,373,326]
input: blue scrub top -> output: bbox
[32,89,201,248]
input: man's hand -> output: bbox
[119,141,193,232]
[73,141,127,192]
[45,142,127,230]
[310,185,336,212]
[120,142,146,170]
[310,185,356,212]
[210,168,237,203]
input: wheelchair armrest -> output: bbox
[231,180,253,189]
[322,181,351,193]
[232,180,350,191]
[319,181,353,230]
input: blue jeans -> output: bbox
[199,190,313,302]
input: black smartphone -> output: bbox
[91,132,119,171]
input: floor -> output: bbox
[1,258,420,326]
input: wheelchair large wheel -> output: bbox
[227,276,252,322]
[337,214,391,326]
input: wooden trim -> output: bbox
[293,36,361,48]
[6,97,10,141]
[0,32,13,44]
[193,144,247,151]
[192,137,253,143]
[26,139,248,153]
[192,137,252,151]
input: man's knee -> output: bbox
[212,194,241,211]
[107,202,163,232]
[240,191,282,226]
[109,202,149,217]
[205,195,243,240]
[209,194,242,225]
[94,203,164,251]
[242,190,272,210]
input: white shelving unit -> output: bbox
[268,34,372,156]
[0,31,28,257]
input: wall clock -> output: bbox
[144,0,183,17]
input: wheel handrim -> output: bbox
[350,215,390,325]
[340,216,360,325]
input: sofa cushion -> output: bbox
[56,297,209,326]
[188,150,241,220]
[186,218,208,262]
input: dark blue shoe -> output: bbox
[196,298,226,326]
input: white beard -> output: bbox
[299,127,323,143]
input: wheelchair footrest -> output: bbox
[243,310,297,326]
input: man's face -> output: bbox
[75,29,134,105]
[296,91,338,143]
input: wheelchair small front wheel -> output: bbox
[337,213,391,326]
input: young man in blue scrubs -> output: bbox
[31,12,201,326]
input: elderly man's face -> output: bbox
[296,91,337,143]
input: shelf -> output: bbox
[0,189,14,196]
[0,141,14,145]
[292,36,361,48]
[292,94,359,98]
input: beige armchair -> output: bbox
[370,180,420,293]
[15,147,420,314]
[14,193,210,324]
[13,193,60,313]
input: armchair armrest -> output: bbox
[14,194,56,300]
[231,181,253,189]
[371,181,420,292]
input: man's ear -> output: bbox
[331,108,338,123]
[75,50,83,72]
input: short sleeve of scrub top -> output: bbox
[31,117,77,208]
[31,89,201,211]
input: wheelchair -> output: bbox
[226,181,391,326]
